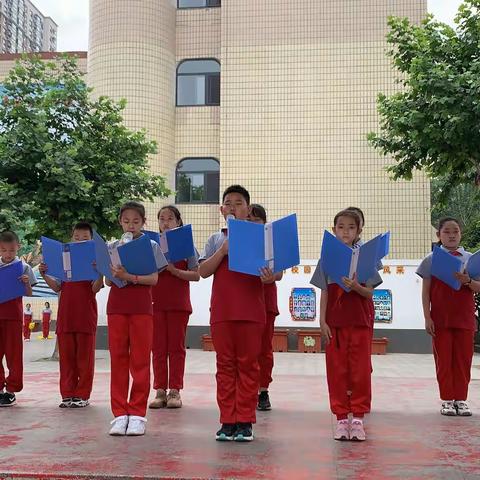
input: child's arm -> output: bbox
[166,264,200,282]
[38,263,61,293]
[342,276,374,299]
[111,266,158,286]
[199,239,228,279]
[319,289,332,344]
[421,278,435,336]
[20,275,33,296]
[92,276,104,293]
[454,271,480,293]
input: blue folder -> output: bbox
[0,260,26,303]
[92,231,125,288]
[118,234,159,275]
[41,236,98,282]
[431,246,463,290]
[142,230,161,244]
[466,250,480,279]
[162,225,196,263]
[228,214,300,276]
[320,231,389,292]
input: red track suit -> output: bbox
[23,309,33,340]
[311,261,382,419]
[416,247,478,401]
[41,308,52,339]
[259,282,279,390]
[0,259,36,393]
[201,231,266,424]
[151,253,198,391]
[56,282,98,400]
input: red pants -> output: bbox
[433,328,474,401]
[211,321,263,424]
[0,320,23,392]
[152,311,189,391]
[325,326,372,419]
[57,332,95,399]
[259,313,276,389]
[42,319,50,339]
[108,314,153,417]
[23,316,32,340]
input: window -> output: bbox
[178,0,220,8]
[176,59,220,106]
[176,158,220,204]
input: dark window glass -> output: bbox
[178,0,220,8]
[176,158,220,204]
[177,60,220,106]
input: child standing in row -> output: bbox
[199,185,266,442]
[106,201,165,437]
[311,209,382,441]
[0,231,37,407]
[416,217,480,416]
[248,204,282,411]
[23,303,33,341]
[40,222,104,409]
[40,301,52,340]
[149,206,199,410]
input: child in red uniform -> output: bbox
[106,201,165,437]
[149,206,199,410]
[248,204,283,411]
[416,217,480,416]
[40,222,103,409]
[199,185,267,442]
[40,301,52,340]
[23,303,33,341]
[0,231,36,407]
[311,210,382,442]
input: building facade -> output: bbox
[0,0,57,54]
[88,0,431,260]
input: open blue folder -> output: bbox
[0,260,26,303]
[228,214,300,276]
[93,232,161,288]
[41,237,98,282]
[143,226,195,263]
[466,249,480,279]
[320,231,389,292]
[431,246,463,290]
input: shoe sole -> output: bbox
[215,434,234,441]
[350,436,366,442]
[126,432,145,436]
[70,403,89,408]
[457,412,472,416]
[109,431,126,436]
[59,404,71,408]
[441,411,457,416]
[0,401,16,407]
[149,402,167,409]
[334,436,349,441]
[257,405,271,411]
[234,435,254,442]
[167,404,182,408]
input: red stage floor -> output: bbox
[0,368,479,479]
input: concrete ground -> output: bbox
[0,337,479,480]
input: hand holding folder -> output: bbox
[228,214,300,276]
[0,260,26,303]
[319,230,389,292]
[41,236,98,282]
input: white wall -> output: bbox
[97,259,424,330]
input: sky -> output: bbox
[34,0,463,53]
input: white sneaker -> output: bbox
[109,415,129,436]
[454,400,472,417]
[126,416,147,436]
[440,401,456,416]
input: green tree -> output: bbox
[0,55,170,243]
[367,1,480,193]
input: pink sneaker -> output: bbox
[350,419,366,441]
[334,419,350,441]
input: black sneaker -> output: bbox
[59,397,73,408]
[215,423,236,441]
[257,391,271,411]
[70,397,89,408]
[0,392,16,407]
[234,422,254,442]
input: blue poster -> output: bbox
[289,287,316,321]
[373,289,393,323]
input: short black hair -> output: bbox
[334,209,361,229]
[119,201,146,220]
[250,204,267,223]
[222,185,250,204]
[347,206,365,226]
[72,221,93,236]
[0,230,20,243]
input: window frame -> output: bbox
[176,58,220,107]
[177,0,221,9]
[175,157,220,205]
